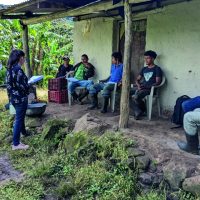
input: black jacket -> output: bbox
[73,62,95,80]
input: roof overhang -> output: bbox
[0,0,193,25]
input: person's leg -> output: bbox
[177,110,200,154]
[77,80,93,102]
[21,101,28,136]
[68,81,79,100]
[13,100,29,150]
[133,89,150,119]
[101,83,115,113]
[88,83,104,109]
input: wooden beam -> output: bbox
[22,24,32,78]
[119,0,133,128]
[22,0,149,25]
[1,14,46,19]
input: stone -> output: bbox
[152,173,164,187]
[139,173,153,185]
[127,147,145,157]
[139,172,163,188]
[112,125,119,132]
[163,162,195,191]
[73,113,109,135]
[127,157,136,170]
[182,175,200,195]
[25,117,43,128]
[136,155,150,170]
[42,119,73,140]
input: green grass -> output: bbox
[0,102,199,200]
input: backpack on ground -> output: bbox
[171,95,191,126]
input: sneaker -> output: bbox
[12,143,29,150]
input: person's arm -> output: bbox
[135,67,144,89]
[16,69,29,95]
[152,67,162,86]
[135,75,143,89]
[84,64,95,79]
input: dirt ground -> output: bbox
[45,102,200,171]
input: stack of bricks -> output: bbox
[48,77,67,104]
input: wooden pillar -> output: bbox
[119,0,133,128]
[22,23,32,78]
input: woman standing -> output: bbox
[6,49,30,150]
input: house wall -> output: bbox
[73,18,114,81]
[73,0,200,111]
[146,0,200,110]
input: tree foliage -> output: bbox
[0,18,73,85]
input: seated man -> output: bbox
[132,50,163,120]
[88,52,123,113]
[56,55,73,78]
[68,54,95,102]
[177,109,200,155]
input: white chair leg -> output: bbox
[111,92,116,113]
[68,90,72,106]
[157,97,161,116]
[147,96,153,120]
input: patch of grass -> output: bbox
[0,89,8,110]
[0,111,199,200]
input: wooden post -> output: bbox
[119,0,133,128]
[22,23,32,78]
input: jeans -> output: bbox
[131,88,151,113]
[184,108,200,136]
[89,82,115,97]
[68,80,93,94]
[13,98,28,146]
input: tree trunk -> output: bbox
[22,23,32,78]
[119,0,133,128]
[31,40,37,74]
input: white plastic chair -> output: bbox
[99,77,118,113]
[67,71,91,106]
[145,75,166,120]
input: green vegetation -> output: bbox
[0,108,199,200]
[0,19,73,85]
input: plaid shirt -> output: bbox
[6,64,29,105]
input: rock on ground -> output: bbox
[73,113,109,135]
[182,175,200,195]
[163,160,196,190]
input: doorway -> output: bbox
[119,19,147,82]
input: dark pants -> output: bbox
[131,88,151,114]
[13,98,28,146]
[89,82,115,98]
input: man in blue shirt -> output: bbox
[88,52,123,113]
[132,50,163,119]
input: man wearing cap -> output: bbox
[56,56,73,78]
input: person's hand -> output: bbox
[117,82,122,87]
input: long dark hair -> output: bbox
[7,49,25,69]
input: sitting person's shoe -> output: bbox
[177,133,199,155]
[87,94,98,110]
[100,97,109,114]
[12,143,29,150]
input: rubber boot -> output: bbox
[71,92,78,100]
[78,90,89,104]
[132,100,143,120]
[177,133,199,155]
[101,97,109,113]
[88,94,98,110]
